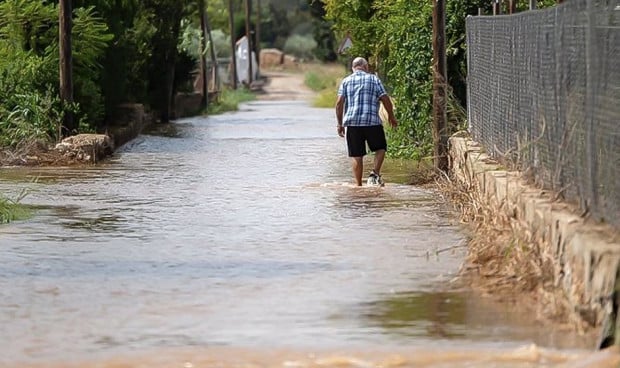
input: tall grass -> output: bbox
[207,88,256,115]
[303,63,346,108]
[0,190,31,224]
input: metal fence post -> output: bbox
[432,0,449,171]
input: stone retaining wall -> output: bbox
[449,136,620,346]
[104,103,153,148]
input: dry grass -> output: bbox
[0,139,82,167]
[435,171,585,332]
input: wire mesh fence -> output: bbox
[466,0,620,229]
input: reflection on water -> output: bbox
[360,291,469,339]
[0,100,604,366]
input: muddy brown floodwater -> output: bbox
[0,71,616,367]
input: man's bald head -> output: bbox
[352,57,368,71]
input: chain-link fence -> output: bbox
[466,0,620,229]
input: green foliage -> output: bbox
[210,29,231,58]
[145,0,191,122]
[304,71,330,92]
[0,0,112,145]
[303,63,346,108]
[323,0,434,159]
[207,88,256,115]
[0,88,63,147]
[0,190,31,224]
[322,0,563,160]
[377,1,434,159]
[313,88,337,109]
[283,34,317,60]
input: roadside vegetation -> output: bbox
[207,88,256,115]
[0,0,560,163]
[0,1,334,160]
[321,0,559,160]
[302,63,346,109]
[0,191,31,224]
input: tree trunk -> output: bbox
[228,0,237,89]
[59,0,75,137]
[204,2,219,93]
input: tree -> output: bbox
[59,0,74,136]
[144,0,189,123]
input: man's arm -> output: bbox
[335,95,345,137]
[379,95,398,128]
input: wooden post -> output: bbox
[530,0,537,9]
[432,0,448,171]
[493,0,501,15]
[199,0,208,108]
[244,0,253,85]
[509,0,516,14]
[255,0,261,68]
[59,0,74,136]
[228,0,237,89]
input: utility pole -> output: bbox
[59,0,74,137]
[255,0,261,69]
[228,0,237,89]
[530,0,537,9]
[432,0,448,171]
[244,0,253,85]
[199,0,208,109]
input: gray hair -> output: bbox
[351,57,368,70]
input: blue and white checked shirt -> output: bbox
[337,70,387,127]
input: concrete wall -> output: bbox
[449,136,620,344]
[103,104,153,148]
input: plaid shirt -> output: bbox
[337,70,387,127]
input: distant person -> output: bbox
[335,57,398,186]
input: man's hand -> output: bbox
[388,118,398,128]
[337,125,345,137]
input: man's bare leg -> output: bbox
[352,157,363,186]
[373,149,386,174]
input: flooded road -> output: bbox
[0,89,609,367]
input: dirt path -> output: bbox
[256,70,316,101]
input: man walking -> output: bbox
[335,57,398,186]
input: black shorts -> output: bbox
[346,125,387,157]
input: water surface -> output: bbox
[0,100,602,367]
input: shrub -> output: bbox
[283,34,317,60]
[207,88,256,115]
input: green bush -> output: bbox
[303,64,346,108]
[283,34,317,60]
[207,88,256,115]
[0,191,31,224]
[0,1,111,144]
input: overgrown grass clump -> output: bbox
[206,88,256,115]
[303,63,346,109]
[0,194,31,224]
